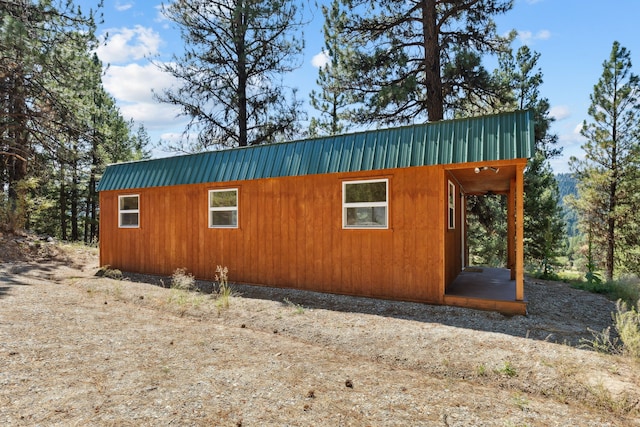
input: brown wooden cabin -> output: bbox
[98,111,535,314]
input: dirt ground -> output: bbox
[1,233,639,426]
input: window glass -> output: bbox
[120,196,138,211]
[343,179,388,229]
[345,181,386,203]
[118,195,139,228]
[210,210,238,227]
[120,212,139,227]
[209,189,238,228]
[448,181,455,229]
[210,190,237,208]
[346,206,387,227]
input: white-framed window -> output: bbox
[209,189,238,228]
[119,194,139,228]
[448,180,456,230]
[343,179,388,229]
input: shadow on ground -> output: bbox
[120,271,616,347]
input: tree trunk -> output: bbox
[422,0,444,121]
[59,164,67,241]
[606,102,619,281]
[236,3,248,146]
[7,71,29,224]
[606,197,615,282]
[70,155,79,241]
[85,136,99,244]
[88,168,97,243]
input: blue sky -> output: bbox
[80,0,640,173]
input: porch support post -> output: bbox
[515,164,525,301]
[508,178,516,280]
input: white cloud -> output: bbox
[154,4,173,29]
[549,105,571,121]
[115,1,133,12]
[102,63,175,102]
[311,51,330,68]
[556,124,585,149]
[536,29,551,40]
[549,124,587,173]
[102,62,184,129]
[120,102,183,128]
[96,25,162,64]
[573,122,584,134]
[517,29,551,44]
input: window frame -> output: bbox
[448,180,456,230]
[118,194,140,228]
[208,188,239,229]
[342,178,389,229]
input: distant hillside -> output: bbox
[556,173,579,237]
[556,173,577,205]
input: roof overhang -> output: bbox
[446,159,529,195]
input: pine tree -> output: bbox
[506,46,565,273]
[308,0,353,137]
[336,0,513,124]
[463,45,565,271]
[157,0,305,150]
[569,41,640,280]
[0,1,147,240]
[0,0,102,230]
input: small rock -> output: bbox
[345,379,353,388]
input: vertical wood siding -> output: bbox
[99,166,446,303]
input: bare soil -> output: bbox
[1,232,639,426]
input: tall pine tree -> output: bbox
[336,0,513,124]
[0,0,101,230]
[0,1,147,240]
[308,0,354,136]
[157,0,305,150]
[568,41,640,280]
[507,46,565,273]
[465,45,565,271]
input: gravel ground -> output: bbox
[0,235,639,426]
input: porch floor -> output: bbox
[443,267,527,315]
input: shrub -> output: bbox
[582,326,620,355]
[582,299,640,359]
[171,268,195,291]
[214,265,233,309]
[614,299,640,359]
[496,361,517,377]
[95,265,123,280]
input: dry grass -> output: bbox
[1,236,639,425]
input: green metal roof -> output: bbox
[97,110,535,192]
